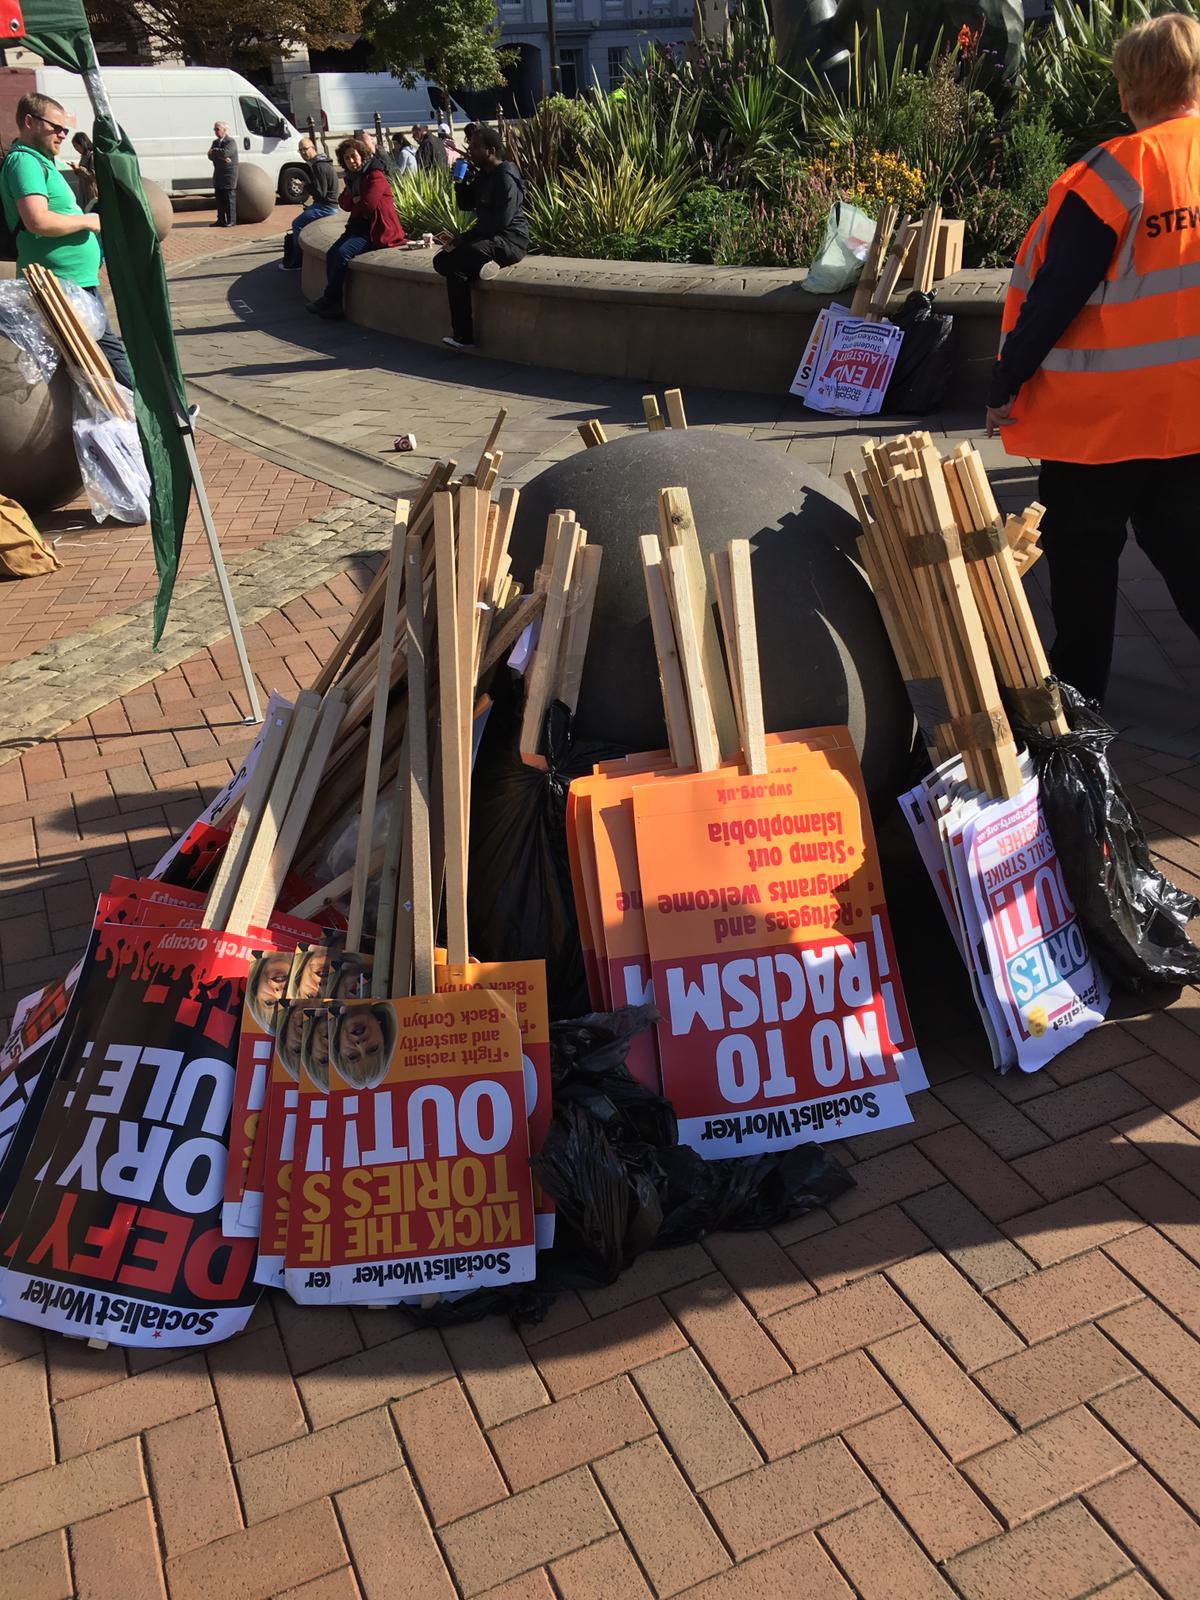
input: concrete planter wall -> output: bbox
[300,217,1007,403]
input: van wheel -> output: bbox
[278,166,308,205]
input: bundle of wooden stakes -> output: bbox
[577,387,689,448]
[851,203,951,320]
[24,263,132,420]
[178,411,551,954]
[845,432,1066,801]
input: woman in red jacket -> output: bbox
[307,137,405,320]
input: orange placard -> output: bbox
[634,735,915,1157]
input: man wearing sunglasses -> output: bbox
[0,92,133,390]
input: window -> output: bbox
[607,46,628,91]
[239,95,286,139]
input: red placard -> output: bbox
[285,989,536,1304]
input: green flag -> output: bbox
[16,0,192,644]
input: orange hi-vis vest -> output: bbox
[1000,115,1200,464]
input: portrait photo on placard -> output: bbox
[246,949,294,1033]
[330,1001,396,1089]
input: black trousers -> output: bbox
[432,237,523,342]
[81,285,134,393]
[215,186,237,226]
[1039,454,1200,702]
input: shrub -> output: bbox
[807,141,926,214]
[389,167,464,237]
[710,161,837,267]
[526,154,693,256]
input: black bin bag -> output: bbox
[1015,680,1200,990]
[399,1007,853,1328]
[882,290,955,415]
[469,670,628,1018]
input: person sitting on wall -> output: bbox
[281,136,339,270]
[306,136,405,321]
[434,126,528,351]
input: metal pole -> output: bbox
[178,411,263,722]
[85,66,262,722]
[545,0,561,96]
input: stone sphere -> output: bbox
[236,163,276,224]
[141,178,174,241]
[0,339,82,513]
[508,429,913,809]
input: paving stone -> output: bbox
[71,1497,167,1600]
[0,1531,72,1600]
[945,1502,1131,1600]
[393,1379,507,1523]
[901,1185,1034,1292]
[532,1298,686,1400]
[550,1534,653,1599]
[1104,1224,1200,1334]
[438,1468,614,1597]
[1086,1465,1200,1599]
[867,1324,1012,1462]
[1002,1187,1142,1268]
[143,1406,242,1557]
[988,1253,1142,1343]
[703,1439,876,1559]
[236,1408,403,1524]
[1091,1376,1200,1514]
[818,1500,956,1600]
[166,1499,348,1600]
[336,1467,454,1600]
[487,1377,654,1493]
[1098,1296,1200,1419]
[961,1408,1133,1527]
[885,1248,1021,1370]
[0,1438,146,1551]
[675,1533,853,1599]
[765,1274,916,1371]
[976,1325,1137,1429]
[632,1349,761,1491]
[593,1437,729,1596]
[737,1351,898,1458]
[662,1275,790,1397]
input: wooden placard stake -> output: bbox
[201,703,292,930]
[345,499,411,951]
[666,544,721,772]
[640,536,695,770]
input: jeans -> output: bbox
[1039,454,1200,702]
[82,285,134,393]
[323,232,373,304]
[216,186,237,226]
[432,237,524,343]
[284,203,337,267]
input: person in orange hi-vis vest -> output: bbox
[987,12,1200,703]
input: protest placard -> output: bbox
[635,738,913,1157]
[284,988,535,1304]
[0,922,262,1346]
[801,313,903,417]
[437,958,554,1247]
[963,776,1109,1071]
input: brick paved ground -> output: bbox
[3,435,346,668]
[1,233,1200,1598]
[2,542,1200,1598]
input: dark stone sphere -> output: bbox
[235,163,276,224]
[508,429,913,809]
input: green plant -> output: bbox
[710,161,837,267]
[960,184,1034,266]
[808,141,927,213]
[506,94,592,189]
[710,72,801,188]
[526,154,693,256]
[389,166,463,236]
[1023,0,1200,159]
[582,72,701,187]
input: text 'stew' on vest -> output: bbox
[1000,116,1200,464]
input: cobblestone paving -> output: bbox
[0,232,1199,1600]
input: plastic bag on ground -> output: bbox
[1015,680,1200,990]
[882,290,954,414]
[72,377,151,525]
[802,202,877,295]
[469,671,629,1018]
[397,1006,853,1326]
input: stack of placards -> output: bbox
[901,753,1109,1073]
[566,487,925,1157]
[791,305,904,417]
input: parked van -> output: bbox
[288,72,466,138]
[25,65,311,204]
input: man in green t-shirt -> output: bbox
[0,92,133,390]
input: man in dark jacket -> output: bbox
[207,121,238,227]
[433,127,528,350]
[412,124,449,171]
[281,137,339,270]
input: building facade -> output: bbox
[496,0,694,106]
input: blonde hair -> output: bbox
[1114,12,1200,120]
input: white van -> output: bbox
[289,72,466,138]
[35,65,312,204]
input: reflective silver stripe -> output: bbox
[1089,257,1200,306]
[1082,145,1145,213]
[1010,210,1050,294]
[1041,332,1200,373]
[1084,146,1145,282]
